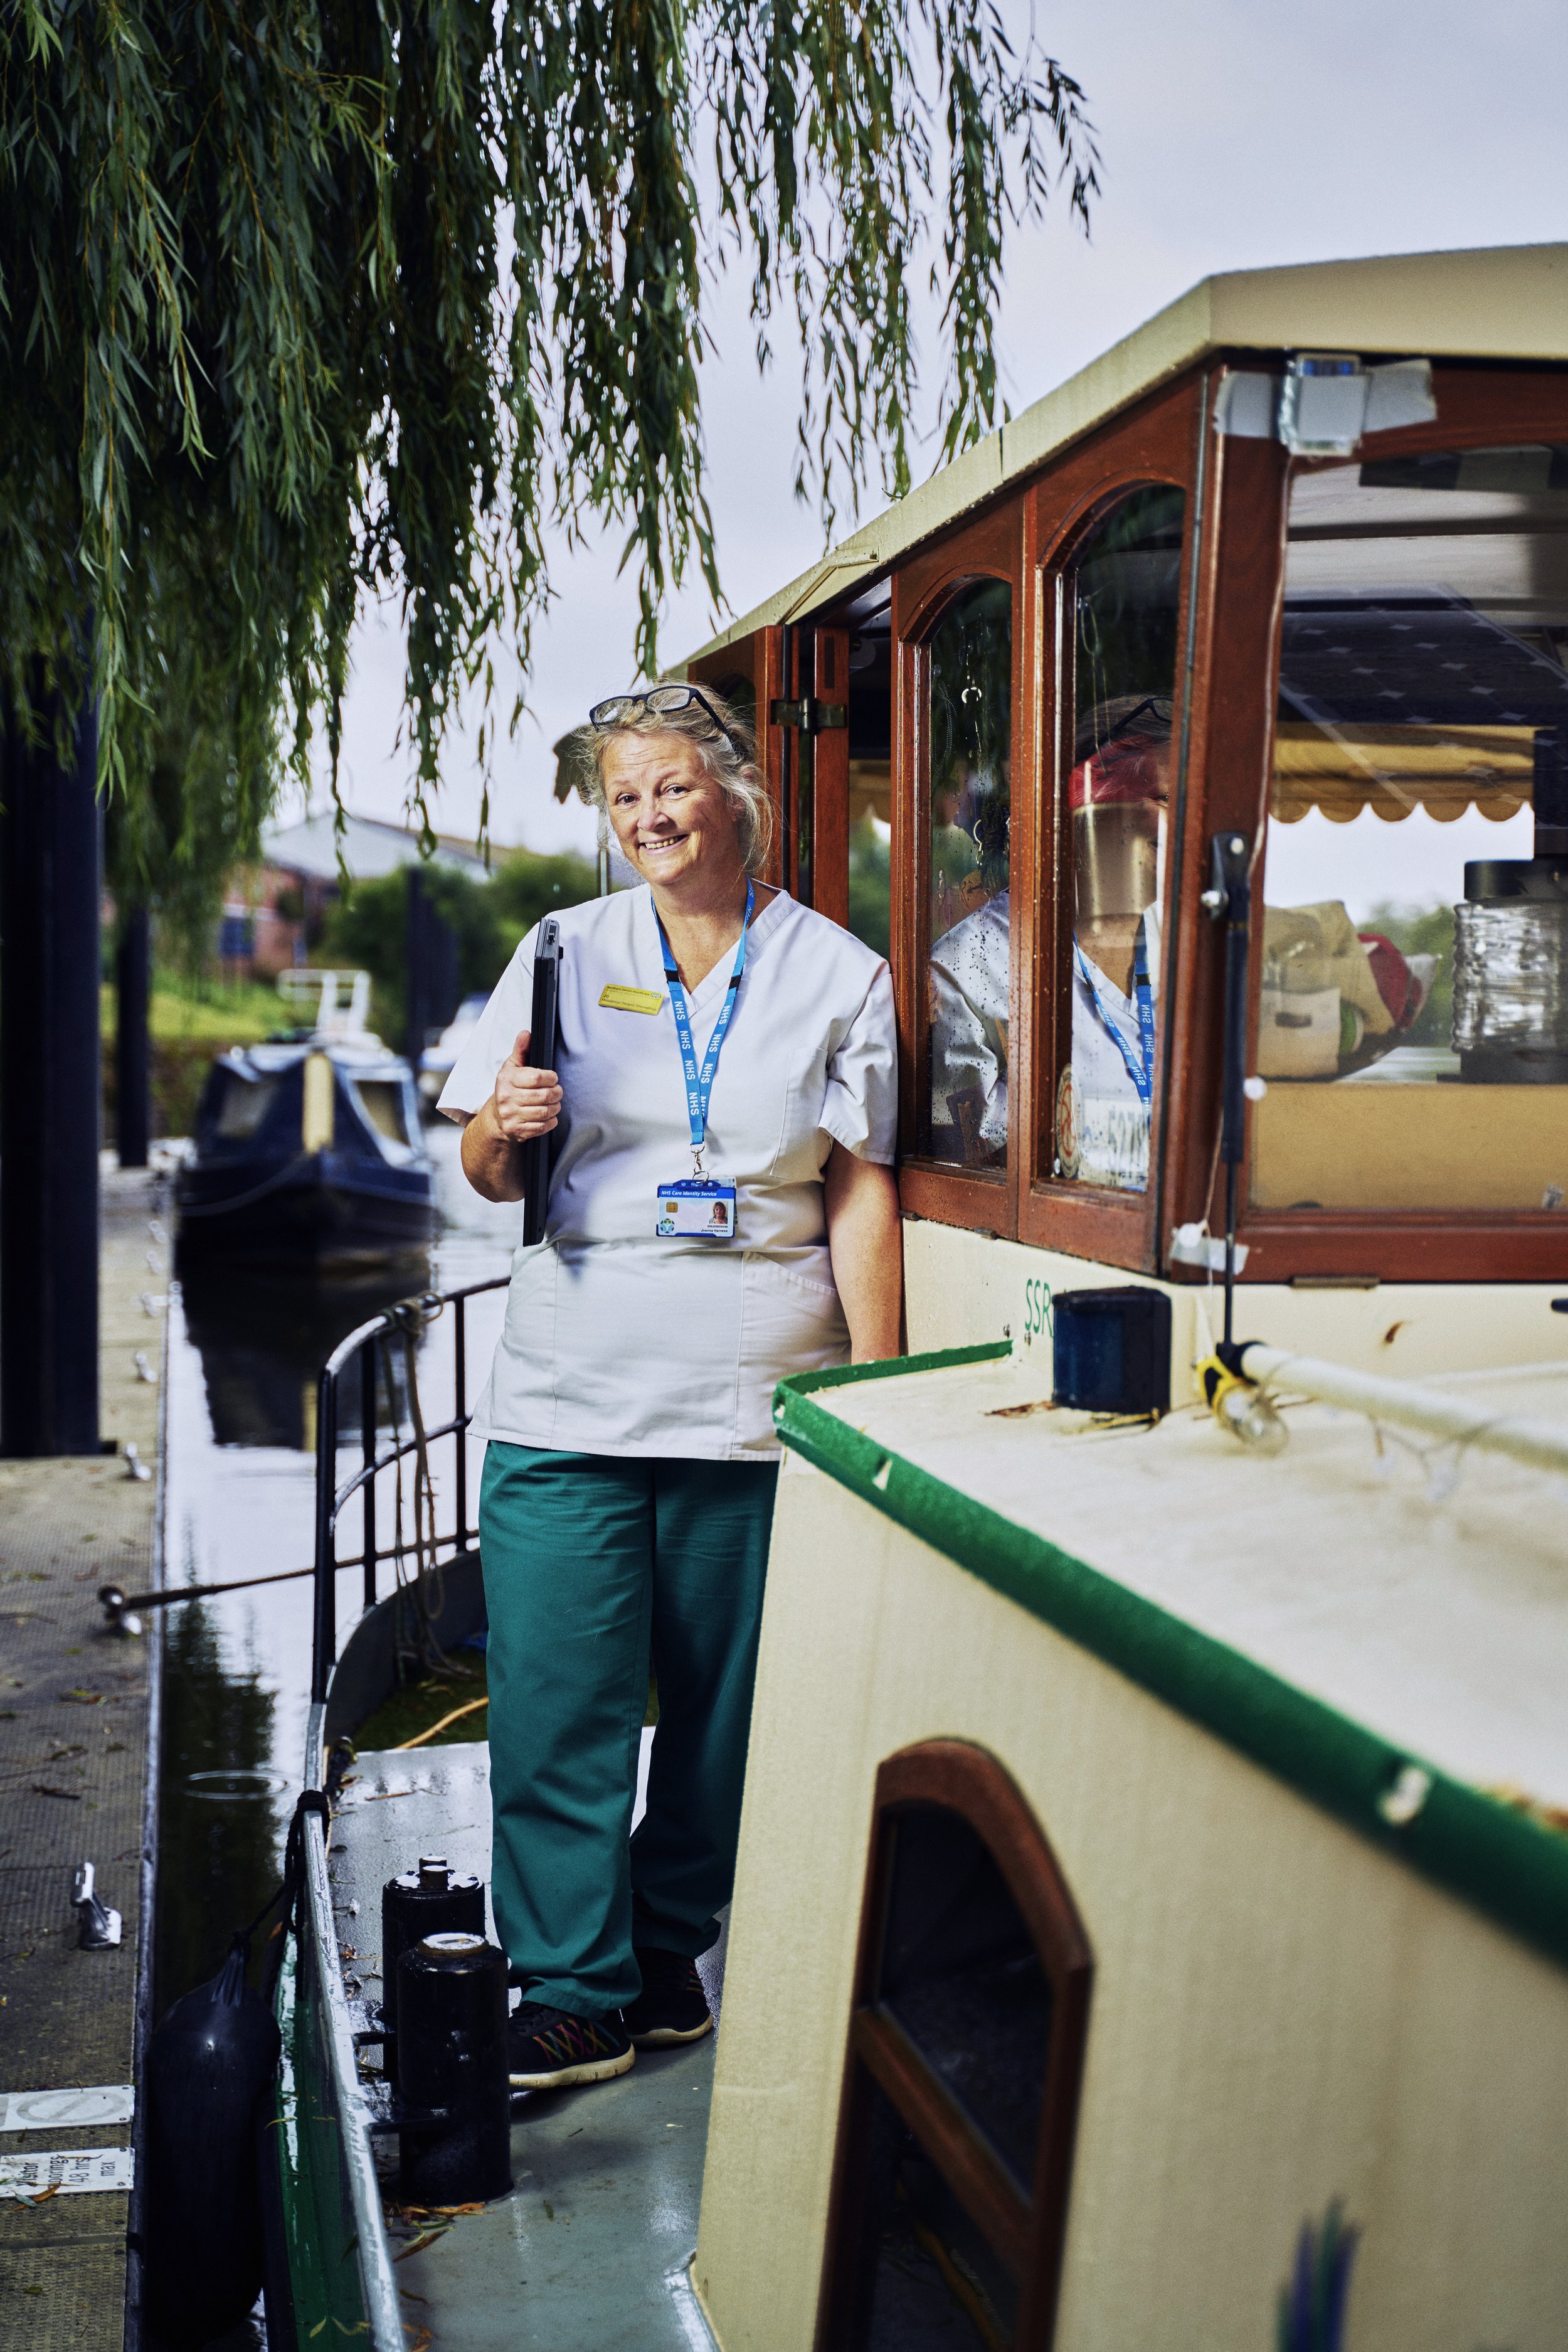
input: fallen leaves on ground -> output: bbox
[392,2229,450,2263]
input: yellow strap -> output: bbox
[1196,1351,1252,1422]
[598,983,665,1015]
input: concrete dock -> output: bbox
[0,1166,169,2348]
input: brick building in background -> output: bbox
[221,812,490,978]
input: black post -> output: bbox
[405,866,430,1067]
[405,863,458,1066]
[312,1364,338,1702]
[453,1293,467,1548]
[361,1339,378,1614]
[0,688,102,1455]
[115,903,152,1168]
[1204,829,1253,1361]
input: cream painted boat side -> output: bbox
[694,1459,1568,2352]
[902,1213,1568,1393]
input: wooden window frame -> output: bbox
[692,624,852,909]
[687,631,786,890]
[696,368,1568,1285]
[1017,375,1209,1271]
[1169,361,1568,1285]
[893,506,1027,1237]
[810,622,853,930]
[816,1741,1093,2352]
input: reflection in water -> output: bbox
[178,1259,427,1450]
[155,1602,278,2008]
[156,1125,514,2014]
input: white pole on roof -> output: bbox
[1239,1345,1568,1479]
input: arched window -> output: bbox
[1049,482,1186,1201]
[817,1742,1093,2351]
[921,578,1015,1173]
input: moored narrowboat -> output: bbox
[263,242,1568,2352]
[176,973,435,1269]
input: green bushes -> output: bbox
[319,849,597,1040]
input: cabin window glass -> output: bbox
[714,669,756,737]
[355,1080,410,1147]
[924,580,1014,1168]
[1254,450,1568,1213]
[1052,484,1185,1195]
[847,624,893,959]
[852,2078,1020,2349]
[213,1075,279,1141]
[819,1748,1091,2352]
[879,1802,1052,2193]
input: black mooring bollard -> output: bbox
[396,1932,511,2206]
[380,1855,485,2057]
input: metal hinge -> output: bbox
[769,697,846,733]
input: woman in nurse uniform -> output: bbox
[1059,696,1172,1192]
[440,684,901,2091]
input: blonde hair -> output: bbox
[563,687,774,876]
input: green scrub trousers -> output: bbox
[479,1442,779,2018]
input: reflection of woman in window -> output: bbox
[929,767,1011,1164]
[1059,696,1170,1191]
[924,580,1012,1166]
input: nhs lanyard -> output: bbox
[655,878,754,1172]
[1074,923,1155,1104]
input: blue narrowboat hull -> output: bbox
[176,1152,435,1267]
[176,1036,436,1269]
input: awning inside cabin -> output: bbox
[1271,723,1530,823]
[1272,588,1567,822]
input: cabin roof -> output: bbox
[777,1344,1568,1965]
[677,240,1568,668]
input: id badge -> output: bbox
[655,1176,736,1240]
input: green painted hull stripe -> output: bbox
[272,1928,370,2339]
[774,1349,1568,1972]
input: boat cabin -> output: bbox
[670,239,1568,2349]
[679,238,1568,1329]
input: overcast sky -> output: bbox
[292,0,1568,861]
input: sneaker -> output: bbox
[506,2001,635,2090]
[622,1947,714,2048]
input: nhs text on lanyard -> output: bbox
[1074,923,1155,1103]
[654,880,753,1240]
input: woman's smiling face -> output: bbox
[602,732,744,895]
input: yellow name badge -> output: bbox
[599,984,665,1015]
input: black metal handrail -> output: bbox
[311,1275,508,1701]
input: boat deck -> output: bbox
[328,1739,719,2351]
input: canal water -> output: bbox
[154,1124,515,2009]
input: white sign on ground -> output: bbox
[0,2085,135,2132]
[0,2147,135,2200]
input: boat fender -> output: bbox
[142,1935,282,2350]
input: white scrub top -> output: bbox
[438,885,896,1461]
